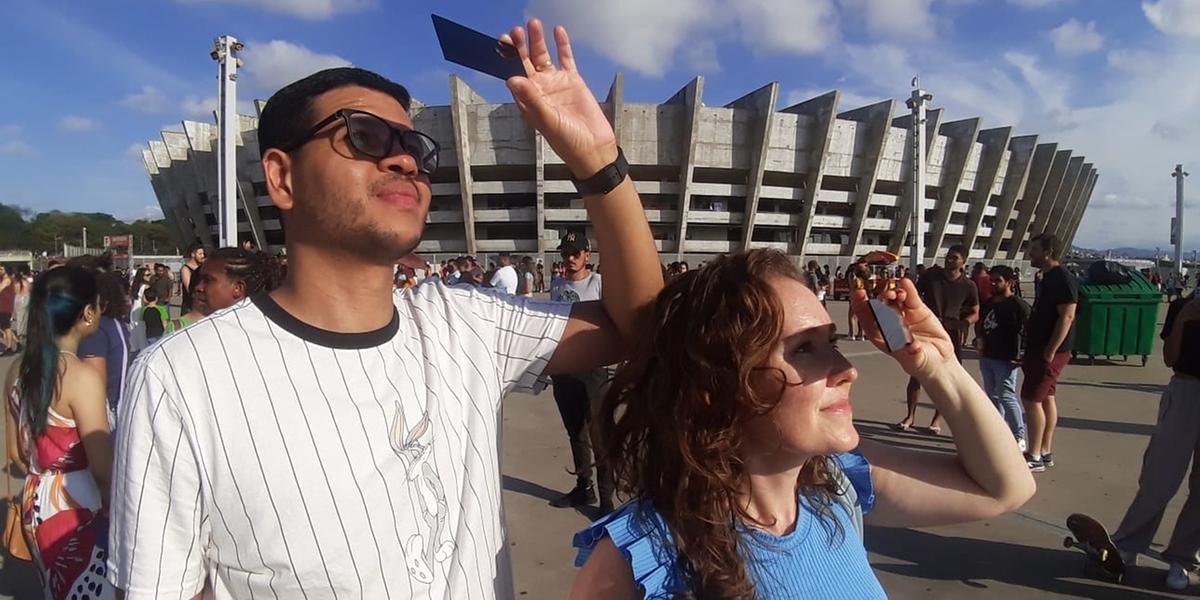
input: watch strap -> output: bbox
[571,147,629,196]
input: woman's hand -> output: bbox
[502,19,618,180]
[851,277,957,381]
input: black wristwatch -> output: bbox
[571,147,629,196]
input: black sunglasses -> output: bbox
[283,109,440,174]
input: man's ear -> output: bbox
[262,149,295,211]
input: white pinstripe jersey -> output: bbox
[108,281,570,599]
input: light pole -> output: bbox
[1173,164,1189,276]
[211,36,244,248]
[905,78,933,270]
[82,226,88,250]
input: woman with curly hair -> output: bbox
[571,249,1035,599]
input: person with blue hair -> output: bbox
[3,265,114,599]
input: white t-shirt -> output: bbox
[489,265,519,294]
[108,282,570,599]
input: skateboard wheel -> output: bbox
[1099,548,1108,562]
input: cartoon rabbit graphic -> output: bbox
[391,402,456,585]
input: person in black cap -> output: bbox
[548,231,614,512]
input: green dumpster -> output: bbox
[1071,272,1160,366]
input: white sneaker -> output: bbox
[1167,563,1192,591]
[1017,438,1027,453]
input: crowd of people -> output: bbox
[0,16,1187,599]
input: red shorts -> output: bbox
[1021,352,1071,402]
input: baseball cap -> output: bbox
[557,232,591,254]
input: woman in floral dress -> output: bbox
[4,266,114,599]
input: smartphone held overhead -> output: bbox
[432,14,525,81]
[868,298,912,354]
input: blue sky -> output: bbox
[2,0,1198,251]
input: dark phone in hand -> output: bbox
[869,299,912,353]
[432,15,525,81]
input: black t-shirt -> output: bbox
[1162,296,1200,378]
[980,296,1031,361]
[917,267,979,330]
[143,306,165,338]
[1026,266,1079,354]
[804,270,821,292]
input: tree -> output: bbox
[0,203,179,255]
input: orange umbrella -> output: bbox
[860,250,900,265]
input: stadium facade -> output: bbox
[141,74,1097,266]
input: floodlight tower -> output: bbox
[1173,164,1189,275]
[211,36,244,248]
[905,77,933,270]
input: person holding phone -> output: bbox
[108,19,663,599]
[569,249,1034,599]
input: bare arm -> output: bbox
[180,267,192,293]
[64,363,112,510]
[3,362,26,472]
[570,538,640,600]
[853,280,1036,528]
[80,356,108,395]
[504,20,663,375]
[1042,303,1077,360]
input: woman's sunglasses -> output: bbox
[282,109,440,174]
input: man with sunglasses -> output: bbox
[109,19,663,600]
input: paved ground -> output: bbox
[1,298,1197,598]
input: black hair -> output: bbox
[143,287,159,303]
[68,254,129,320]
[130,267,150,298]
[1030,232,1062,260]
[186,241,206,257]
[258,67,412,158]
[19,266,97,436]
[947,244,969,258]
[989,265,1015,281]
[206,247,285,296]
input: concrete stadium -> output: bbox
[140,73,1096,267]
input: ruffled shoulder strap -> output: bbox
[573,500,689,599]
[830,450,876,539]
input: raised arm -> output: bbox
[851,280,1036,528]
[503,19,663,375]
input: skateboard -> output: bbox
[1063,513,1125,582]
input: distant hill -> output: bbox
[1072,246,1159,259]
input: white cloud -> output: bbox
[180,96,259,119]
[1107,48,1159,73]
[733,0,840,55]
[840,0,936,40]
[174,0,374,20]
[683,41,721,72]
[1003,51,1071,122]
[1143,0,1200,38]
[525,0,836,77]
[1007,0,1066,7]
[1047,19,1104,56]
[0,141,35,156]
[120,85,169,113]
[241,40,352,94]
[1089,193,1158,210]
[58,115,98,133]
[126,143,147,158]
[140,204,164,220]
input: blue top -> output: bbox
[78,316,130,413]
[573,451,887,599]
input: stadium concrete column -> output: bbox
[234,122,270,251]
[841,100,896,258]
[604,72,625,144]
[1024,149,1072,251]
[961,126,1011,256]
[782,91,840,258]
[1044,156,1085,238]
[142,149,193,249]
[1064,170,1099,250]
[887,108,943,256]
[1004,143,1056,260]
[1053,163,1091,242]
[985,135,1038,258]
[535,131,546,264]
[155,136,214,247]
[669,77,704,260]
[450,75,484,255]
[725,82,779,250]
[1058,167,1094,247]
[926,118,982,260]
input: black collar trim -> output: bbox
[252,293,399,349]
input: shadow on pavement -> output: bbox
[867,526,1196,599]
[1055,415,1158,438]
[1059,380,1167,395]
[502,475,603,521]
[855,419,957,456]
